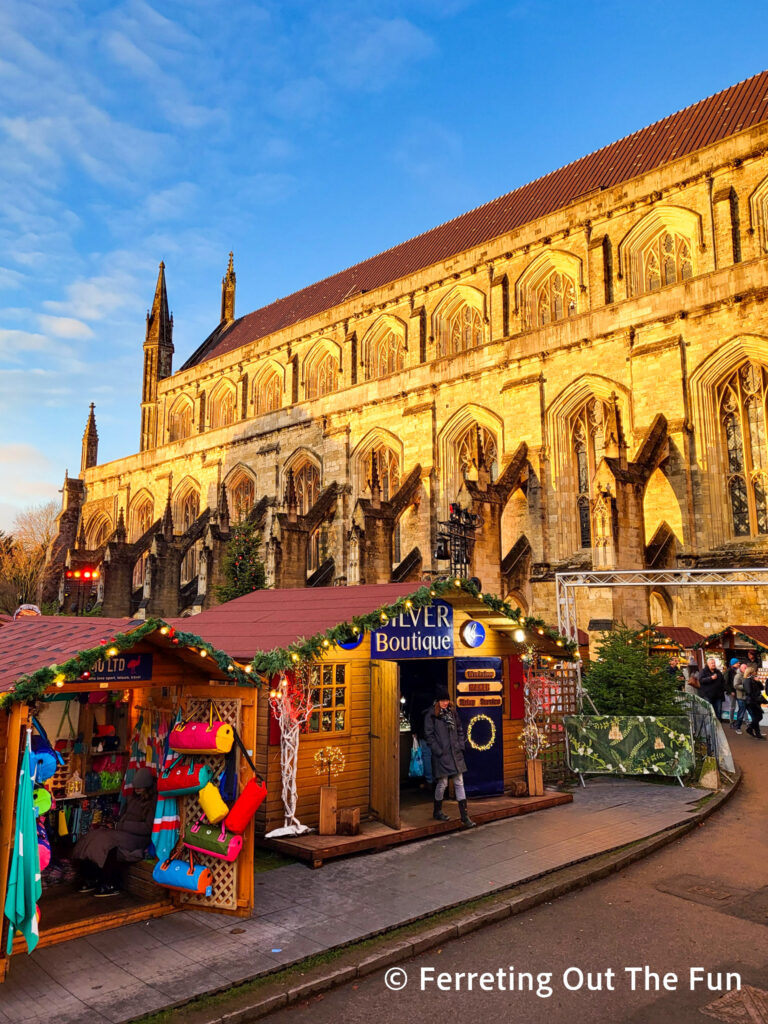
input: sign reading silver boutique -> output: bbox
[371,600,454,659]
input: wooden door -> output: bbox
[370,660,400,829]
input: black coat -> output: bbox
[424,704,467,777]
[698,666,726,703]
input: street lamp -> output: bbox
[434,503,482,578]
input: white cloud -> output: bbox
[321,16,435,91]
[0,328,77,362]
[37,315,94,340]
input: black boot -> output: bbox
[433,799,449,821]
[458,799,476,828]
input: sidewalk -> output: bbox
[0,782,705,1024]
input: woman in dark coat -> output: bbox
[424,686,475,828]
[73,767,156,896]
[743,667,766,740]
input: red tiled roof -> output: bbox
[729,625,768,649]
[654,626,706,648]
[182,71,768,370]
[178,583,418,660]
[0,618,139,692]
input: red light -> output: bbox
[83,571,91,579]
[65,571,73,579]
[81,671,90,679]
[92,570,100,580]
[73,570,81,579]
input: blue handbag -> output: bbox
[408,740,425,778]
[31,716,65,782]
[152,847,213,896]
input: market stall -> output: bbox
[697,625,768,681]
[189,578,578,867]
[0,617,259,982]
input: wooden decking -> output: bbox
[262,788,573,867]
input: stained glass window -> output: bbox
[641,230,693,293]
[718,362,768,537]
[168,399,193,441]
[366,329,405,379]
[255,370,281,414]
[534,270,577,327]
[307,352,339,399]
[571,399,607,548]
[210,387,236,429]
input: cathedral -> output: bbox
[48,71,768,638]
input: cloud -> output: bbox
[43,266,143,322]
[0,329,77,362]
[37,315,94,340]
[321,16,435,91]
[0,442,60,531]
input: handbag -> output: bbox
[183,817,243,862]
[91,753,127,773]
[198,781,229,824]
[170,700,234,755]
[408,737,425,779]
[158,757,212,796]
[33,787,52,817]
[30,716,65,783]
[223,727,267,834]
[152,847,213,896]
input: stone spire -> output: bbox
[115,507,127,543]
[140,261,174,452]
[162,481,174,541]
[80,403,99,475]
[370,452,381,509]
[604,392,628,469]
[285,468,298,523]
[221,251,236,324]
[77,518,86,551]
[218,483,230,532]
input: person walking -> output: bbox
[424,686,476,828]
[698,657,727,721]
[732,663,748,733]
[725,658,741,725]
[743,666,766,740]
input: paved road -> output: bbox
[268,732,768,1024]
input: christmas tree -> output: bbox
[584,625,680,716]
[215,520,267,603]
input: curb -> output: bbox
[140,774,741,1024]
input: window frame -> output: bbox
[304,662,350,737]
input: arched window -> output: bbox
[129,499,153,542]
[168,398,193,442]
[718,362,768,537]
[456,424,498,484]
[306,351,338,399]
[640,230,692,294]
[535,270,577,326]
[292,460,320,515]
[365,329,405,380]
[369,445,401,501]
[209,385,236,429]
[175,488,200,584]
[86,513,112,549]
[228,473,255,522]
[571,399,608,548]
[446,304,483,356]
[255,369,282,415]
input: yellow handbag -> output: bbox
[198,782,229,824]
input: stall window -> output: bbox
[307,663,347,733]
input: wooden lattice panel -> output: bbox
[539,666,580,782]
[179,697,242,912]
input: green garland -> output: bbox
[248,576,576,679]
[1,617,255,710]
[693,627,768,652]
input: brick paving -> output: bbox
[0,781,699,1024]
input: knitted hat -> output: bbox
[133,767,155,790]
[435,685,450,702]
[730,658,740,666]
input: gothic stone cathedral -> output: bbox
[49,72,768,636]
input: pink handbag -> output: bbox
[170,700,234,755]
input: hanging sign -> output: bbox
[91,653,154,682]
[371,600,453,660]
[460,619,486,648]
[455,657,504,796]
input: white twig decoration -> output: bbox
[264,669,314,838]
[522,669,550,761]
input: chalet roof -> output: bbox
[652,626,706,649]
[699,625,768,650]
[181,71,768,371]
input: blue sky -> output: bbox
[1,0,767,530]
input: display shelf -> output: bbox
[57,789,122,801]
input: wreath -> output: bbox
[466,713,496,751]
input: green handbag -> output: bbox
[183,817,243,862]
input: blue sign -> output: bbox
[456,657,504,797]
[460,619,486,648]
[338,633,364,651]
[371,600,453,660]
[91,653,154,682]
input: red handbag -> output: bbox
[158,757,213,796]
[223,727,267,834]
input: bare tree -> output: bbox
[0,501,58,614]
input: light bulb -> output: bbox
[514,629,526,643]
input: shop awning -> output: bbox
[697,625,768,651]
[651,626,705,650]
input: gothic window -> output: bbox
[176,489,200,583]
[369,446,401,501]
[255,369,282,414]
[306,351,339,399]
[168,399,193,442]
[446,304,483,355]
[640,231,693,294]
[365,330,405,380]
[130,499,153,542]
[456,424,498,484]
[86,514,112,549]
[308,523,329,574]
[718,362,768,537]
[571,399,607,548]
[228,473,255,523]
[210,386,236,429]
[292,460,320,515]
[534,271,577,327]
